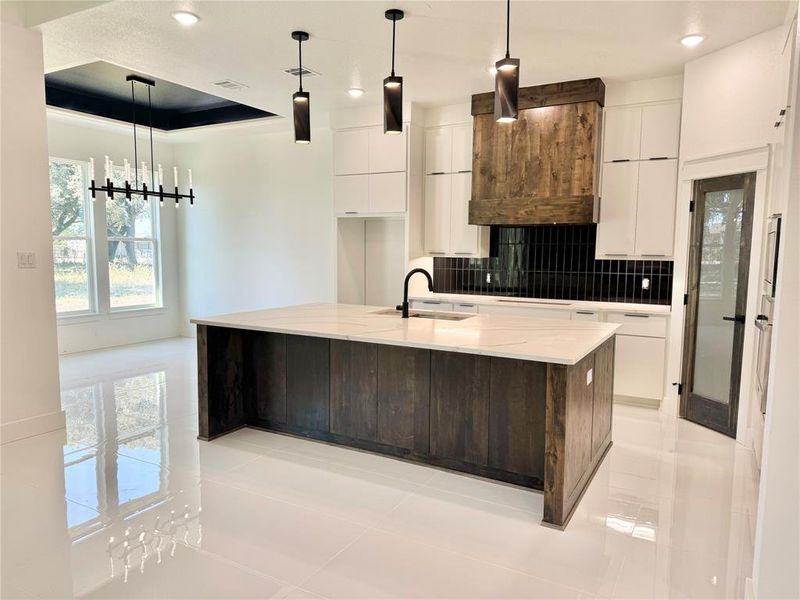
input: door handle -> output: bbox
[722,314,746,324]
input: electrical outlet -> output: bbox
[586,368,593,385]
[486,273,492,284]
[642,277,650,290]
[16,252,36,269]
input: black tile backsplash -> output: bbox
[433,225,673,305]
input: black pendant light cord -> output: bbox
[148,85,155,189]
[298,37,304,92]
[505,0,511,58]
[131,81,138,189]
[391,15,396,76]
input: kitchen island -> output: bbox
[192,303,619,528]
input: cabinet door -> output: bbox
[597,161,639,257]
[333,175,369,214]
[449,172,479,255]
[368,125,406,173]
[478,304,569,319]
[424,127,452,174]
[613,335,665,400]
[424,174,452,255]
[333,129,369,175]
[634,159,677,257]
[640,103,681,159]
[451,124,473,173]
[603,107,642,162]
[369,172,406,213]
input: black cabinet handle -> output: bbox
[722,314,746,324]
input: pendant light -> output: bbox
[494,0,519,123]
[383,9,404,134]
[291,30,311,144]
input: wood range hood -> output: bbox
[469,78,605,226]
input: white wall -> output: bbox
[0,20,64,442]
[753,8,800,598]
[46,111,181,353]
[173,120,335,336]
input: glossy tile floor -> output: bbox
[1,338,759,599]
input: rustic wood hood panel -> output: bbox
[469,78,604,226]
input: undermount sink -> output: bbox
[371,308,475,321]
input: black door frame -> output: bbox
[680,172,756,437]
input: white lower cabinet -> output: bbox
[571,310,600,321]
[478,304,571,319]
[410,299,454,312]
[613,335,666,401]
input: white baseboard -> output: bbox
[744,576,755,600]
[0,409,66,445]
[614,394,661,409]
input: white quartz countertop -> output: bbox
[191,303,620,365]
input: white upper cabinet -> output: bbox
[449,172,480,255]
[368,126,406,173]
[334,129,369,175]
[425,128,453,174]
[603,107,642,162]
[597,161,639,256]
[424,174,451,254]
[634,160,677,257]
[368,172,406,213]
[334,174,369,214]
[451,124,473,173]
[640,103,681,159]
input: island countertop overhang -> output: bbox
[190,303,620,365]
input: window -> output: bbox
[49,159,96,315]
[48,159,163,316]
[107,167,161,310]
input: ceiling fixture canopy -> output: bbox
[292,30,311,144]
[494,0,519,123]
[88,75,195,207]
[383,8,404,135]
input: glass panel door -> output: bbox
[681,173,755,437]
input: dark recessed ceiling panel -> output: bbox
[45,61,274,130]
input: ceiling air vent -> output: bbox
[212,79,248,91]
[283,67,320,78]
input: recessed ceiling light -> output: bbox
[348,87,365,98]
[680,34,705,48]
[172,11,200,26]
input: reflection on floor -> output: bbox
[1,338,760,599]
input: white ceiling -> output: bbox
[39,0,791,120]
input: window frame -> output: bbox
[105,167,164,312]
[50,157,99,319]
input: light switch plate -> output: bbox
[586,368,593,385]
[16,252,36,269]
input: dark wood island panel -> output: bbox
[197,325,614,528]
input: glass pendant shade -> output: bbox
[293,91,310,144]
[494,56,519,123]
[383,75,403,134]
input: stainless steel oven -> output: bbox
[755,294,774,414]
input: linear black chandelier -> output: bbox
[494,0,519,123]
[383,8,404,134]
[88,74,195,207]
[292,30,311,144]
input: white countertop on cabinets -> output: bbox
[191,303,620,366]
[410,293,672,315]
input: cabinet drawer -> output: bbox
[410,300,454,312]
[479,304,570,319]
[453,302,479,313]
[334,175,369,214]
[607,313,667,337]
[571,310,600,321]
[369,172,406,213]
